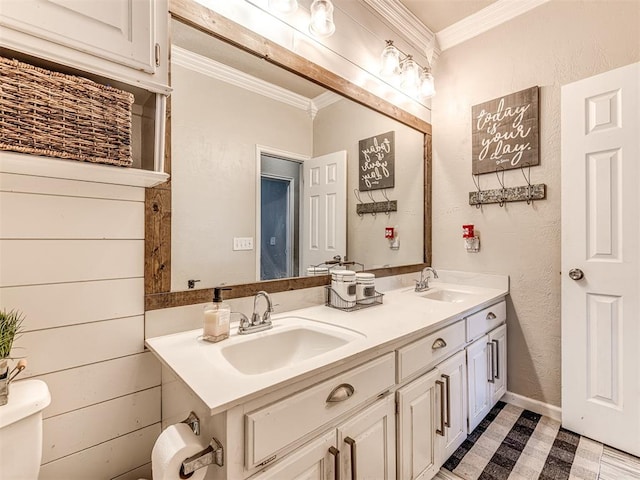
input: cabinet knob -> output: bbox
[326,383,355,403]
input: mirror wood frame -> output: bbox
[144,0,433,311]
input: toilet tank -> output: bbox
[0,379,51,480]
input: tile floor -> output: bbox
[435,444,640,479]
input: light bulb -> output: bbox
[309,0,335,38]
[400,56,420,97]
[419,68,435,99]
[268,0,298,14]
[380,40,400,78]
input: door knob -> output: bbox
[568,268,584,280]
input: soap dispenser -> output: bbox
[203,287,231,343]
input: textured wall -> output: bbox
[431,0,640,406]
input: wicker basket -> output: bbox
[0,56,134,167]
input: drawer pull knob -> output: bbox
[486,312,497,320]
[432,338,447,349]
[326,383,355,403]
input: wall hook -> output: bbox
[354,189,364,217]
[472,174,483,209]
[495,166,506,207]
[366,190,377,217]
[521,162,533,205]
[380,189,392,215]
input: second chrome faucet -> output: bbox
[415,267,438,292]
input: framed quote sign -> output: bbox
[359,131,395,191]
[472,86,539,175]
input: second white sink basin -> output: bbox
[418,288,475,303]
[219,317,365,375]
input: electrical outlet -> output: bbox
[233,237,254,251]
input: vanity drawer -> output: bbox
[397,320,465,383]
[466,300,506,341]
[245,352,395,468]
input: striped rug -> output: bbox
[443,401,604,480]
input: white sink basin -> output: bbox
[219,317,365,375]
[418,288,475,303]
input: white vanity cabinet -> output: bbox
[0,0,169,92]
[250,430,337,480]
[253,394,396,480]
[397,349,467,480]
[466,302,508,432]
[152,292,510,480]
[336,394,396,480]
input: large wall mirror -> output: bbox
[145,0,432,309]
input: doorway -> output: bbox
[260,153,302,280]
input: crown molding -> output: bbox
[171,46,312,112]
[313,91,342,110]
[437,0,551,51]
[359,0,439,61]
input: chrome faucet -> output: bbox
[415,267,438,292]
[238,291,274,335]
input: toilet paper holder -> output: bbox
[179,412,224,478]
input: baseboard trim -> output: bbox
[502,391,562,422]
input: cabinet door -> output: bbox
[489,324,507,405]
[467,335,491,432]
[397,368,439,480]
[337,395,396,480]
[437,350,467,462]
[0,0,157,73]
[252,430,337,480]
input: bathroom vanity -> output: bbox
[146,272,508,480]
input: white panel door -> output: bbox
[337,395,396,480]
[302,151,347,270]
[438,350,468,462]
[489,324,507,405]
[252,430,336,480]
[467,335,491,433]
[561,62,640,456]
[0,0,156,72]
[397,368,439,480]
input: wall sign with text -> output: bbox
[359,131,395,191]
[472,86,539,175]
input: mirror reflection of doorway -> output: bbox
[260,155,301,280]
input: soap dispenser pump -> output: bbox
[203,287,231,343]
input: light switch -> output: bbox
[233,237,254,251]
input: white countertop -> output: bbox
[145,271,509,415]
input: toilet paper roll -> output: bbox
[152,423,208,480]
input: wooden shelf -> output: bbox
[0,151,169,188]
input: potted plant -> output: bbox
[0,309,24,406]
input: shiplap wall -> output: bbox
[0,170,160,480]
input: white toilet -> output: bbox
[0,379,51,480]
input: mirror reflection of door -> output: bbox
[260,155,301,280]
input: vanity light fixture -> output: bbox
[419,67,436,98]
[268,0,298,14]
[400,55,421,97]
[380,40,401,78]
[380,39,435,100]
[309,0,336,38]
